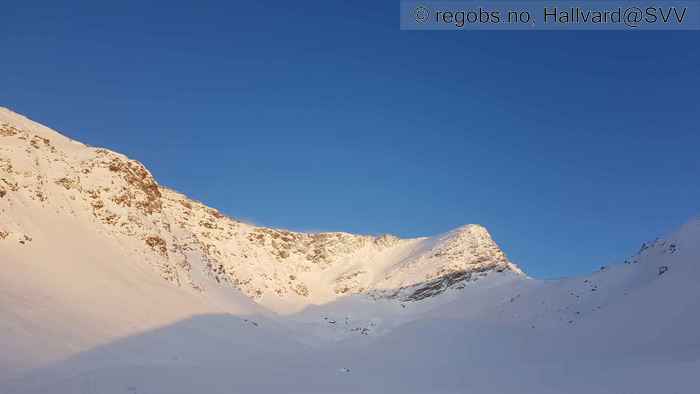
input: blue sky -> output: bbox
[1,1,698,278]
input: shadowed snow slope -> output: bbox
[1,107,699,393]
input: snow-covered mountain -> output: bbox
[0,106,522,313]
[1,107,698,394]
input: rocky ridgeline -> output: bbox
[0,108,522,309]
[370,224,521,301]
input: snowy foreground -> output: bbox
[1,108,699,393]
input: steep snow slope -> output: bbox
[0,107,522,314]
[0,203,263,380]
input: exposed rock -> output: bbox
[145,236,168,257]
[18,234,32,245]
[106,156,162,214]
[54,177,77,190]
[0,123,19,136]
[395,270,472,301]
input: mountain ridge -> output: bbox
[0,107,522,313]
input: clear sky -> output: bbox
[2,1,698,278]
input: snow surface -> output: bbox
[1,107,699,393]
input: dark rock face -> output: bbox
[402,270,473,301]
[387,265,503,302]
